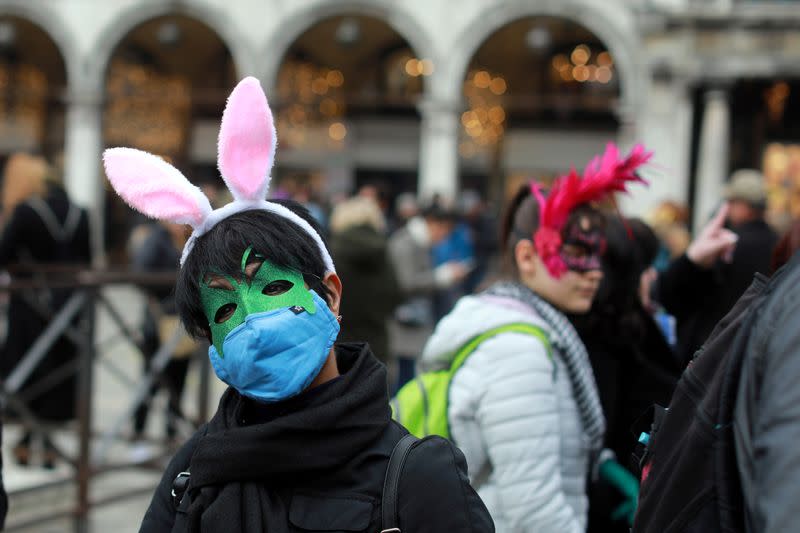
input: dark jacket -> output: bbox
[140,343,493,533]
[734,251,800,533]
[0,185,91,421]
[0,416,7,530]
[132,224,181,309]
[577,305,680,532]
[330,225,400,362]
[657,219,777,367]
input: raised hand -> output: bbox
[686,203,739,268]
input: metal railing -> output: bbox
[0,266,212,532]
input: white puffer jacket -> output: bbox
[420,293,590,533]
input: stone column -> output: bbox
[693,87,730,233]
[619,78,695,218]
[63,88,105,264]
[614,104,645,216]
[417,98,461,201]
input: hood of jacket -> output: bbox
[420,287,556,372]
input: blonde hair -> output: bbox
[2,153,50,213]
[330,196,386,234]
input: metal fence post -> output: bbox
[74,287,96,533]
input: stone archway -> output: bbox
[442,0,641,117]
[260,0,436,92]
[267,11,430,206]
[0,1,78,87]
[99,13,239,262]
[87,1,252,94]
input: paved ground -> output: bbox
[3,284,228,532]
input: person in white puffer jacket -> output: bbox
[421,290,592,532]
[419,144,651,532]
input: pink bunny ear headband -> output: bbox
[102,77,335,273]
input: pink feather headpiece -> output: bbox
[532,142,652,278]
[102,77,335,272]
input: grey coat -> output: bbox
[735,251,800,533]
[387,220,438,358]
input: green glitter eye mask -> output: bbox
[200,246,316,357]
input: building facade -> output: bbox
[0,0,798,258]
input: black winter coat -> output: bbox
[140,343,493,533]
[329,225,400,362]
[577,305,680,533]
[657,219,777,367]
[0,185,91,421]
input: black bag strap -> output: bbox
[381,434,418,533]
[172,471,191,507]
[170,426,211,508]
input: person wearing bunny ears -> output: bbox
[104,77,493,533]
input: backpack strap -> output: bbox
[170,425,210,509]
[448,322,551,376]
[172,471,192,507]
[381,434,418,533]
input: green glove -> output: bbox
[599,457,640,525]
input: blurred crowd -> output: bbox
[1,140,799,533]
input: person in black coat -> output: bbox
[571,217,681,532]
[0,153,91,468]
[131,221,194,442]
[139,204,493,533]
[100,76,491,532]
[328,196,400,363]
[655,171,777,367]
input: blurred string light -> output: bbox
[404,58,434,77]
[104,59,190,156]
[276,52,427,148]
[328,121,347,141]
[765,81,790,123]
[387,51,425,95]
[0,60,47,142]
[551,45,614,84]
[276,60,348,147]
[460,68,507,158]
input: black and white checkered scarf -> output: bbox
[485,282,606,452]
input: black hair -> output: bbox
[595,217,658,307]
[571,216,659,346]
[499,183,603,277]
[175,200,332,339]
[421,200,457,223]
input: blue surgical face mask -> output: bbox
[208,290,340,403]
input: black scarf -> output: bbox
[182,343,390,532]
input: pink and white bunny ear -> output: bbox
[217,76,276,202]
[103,147,213,228]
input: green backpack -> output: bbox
[391,323,551,439]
